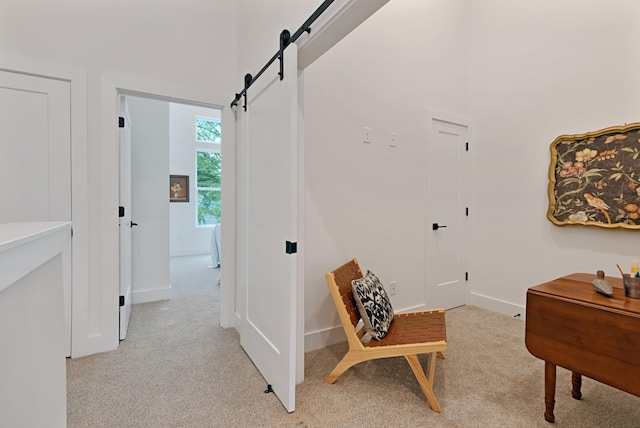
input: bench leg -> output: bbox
[426,352,437,388]
[325,353,359,384]
[405,354,441,412]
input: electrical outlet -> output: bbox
[389,281,397,295]
[389,132,397,147]
[363,127,372,143]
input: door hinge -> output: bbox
[285,241,297,254]
[71,227,74,238]
[119,295,125,307]
[465,272,468,281]
[465,142,469,151]
[118,116,125,128]
[119,206,125,218]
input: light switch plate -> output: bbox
[363,127,372,143]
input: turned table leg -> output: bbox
[544,361,556,423]
[571,372,582,400]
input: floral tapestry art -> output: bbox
[547,123,640,229]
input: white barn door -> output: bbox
[239,46,300,412]
[0,70,72,355]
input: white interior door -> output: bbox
[0,70,72,356]
[425,111,470,309]
[118,96,132,340]
[239,46,300,412]
[125,95,171,306]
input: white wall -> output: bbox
[0,1,236,96]
[469,0,640,313]
[169,103,222,257]
[235,1,319,83]
[303,0,471,349]
[0,0,236,355]
[303,0,640,349]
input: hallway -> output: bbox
[65,256,269,427]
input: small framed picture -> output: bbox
[170,175,189,202]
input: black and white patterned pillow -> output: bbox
[351,270,394,340]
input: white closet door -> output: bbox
[0,70,72,355]
[425,111,470,310]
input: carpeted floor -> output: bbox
[66,255,640,427]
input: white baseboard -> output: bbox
[304,325,346,352]
[170,248,210,257]
[132,286,173,304]
[234,312,241,330]
[84,335,118,358]
[469,292,526,320]
[397,303,428,313]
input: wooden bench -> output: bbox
[324,258,447,411]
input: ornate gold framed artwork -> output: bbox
[547,122,640,229]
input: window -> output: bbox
[195,116,222,226]
[196,117,221,143]
[196,150,221,225]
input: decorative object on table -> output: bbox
[547,122,640,229]
[591,270,613,297]
[169,175,189,202]
[631,260,640,278]
[622,275,640,299]
[616,262,640,299]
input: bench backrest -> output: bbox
[325,258,364,338]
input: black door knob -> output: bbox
[432,223,447,230]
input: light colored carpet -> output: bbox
[67,255,640,427]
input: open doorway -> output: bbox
[119,93,223,340]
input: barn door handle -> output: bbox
[432,223,447,230]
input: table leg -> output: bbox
[571,372,582,400]
[544,361,556,423]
